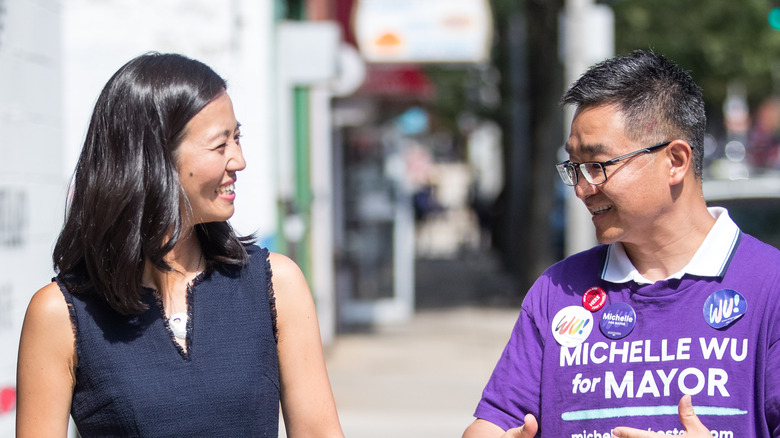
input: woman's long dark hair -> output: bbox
[54,52,252,315]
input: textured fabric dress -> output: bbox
[58,245,280,437]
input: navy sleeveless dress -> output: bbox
[58,246,280,437]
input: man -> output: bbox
[463,50,780,437]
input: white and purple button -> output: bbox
[599,302,636,340]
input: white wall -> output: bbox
[62,0,277,241]
[0,0,63,433]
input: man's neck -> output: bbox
[622,205,716,282]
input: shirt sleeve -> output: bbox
[474,292,545,430]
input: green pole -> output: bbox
[279,0,311,279]
[293,86,312,280]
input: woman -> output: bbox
[16,53,344,437]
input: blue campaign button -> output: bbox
[703,289,746,329]
[599,302,636,340]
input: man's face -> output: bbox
[565,104,669,246]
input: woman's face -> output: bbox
[176,91,246,226]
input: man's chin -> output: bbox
[595,230,620,246]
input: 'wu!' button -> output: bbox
[704,289,746,329]
[552,306,594,348]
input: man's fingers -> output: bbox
[610,396,711,437]
[505,414,538,438]
[678,394,709,434]
[610,427,653,437]
[520,414,538,437]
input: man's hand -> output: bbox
[463,414,538,438]
[502,414,538,438]
[611,395,710,437]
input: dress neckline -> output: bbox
[149,270,207,360]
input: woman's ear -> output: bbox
[667,140,692,184]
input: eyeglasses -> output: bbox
[555,141,672,186]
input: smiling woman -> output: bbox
[16,53,344,438]
[176,92,245,226]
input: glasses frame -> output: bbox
[556,141,672,186]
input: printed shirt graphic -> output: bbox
[475,210,780,437]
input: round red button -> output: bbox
[582,286,607,312]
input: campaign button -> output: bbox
[704,289,746,329]
[599,302,636,340]
[552,306,594,348]
[582,286,607,312]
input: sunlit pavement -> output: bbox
[325,306,520,437]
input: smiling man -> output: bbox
[463,50,780,438]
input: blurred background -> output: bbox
[3,0,780,436]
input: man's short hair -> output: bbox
[561,50,706,178]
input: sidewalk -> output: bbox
[325,249,524,437]
[326,307,521,437]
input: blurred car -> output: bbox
[703,174,780,250]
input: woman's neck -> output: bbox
[141,231,203,293]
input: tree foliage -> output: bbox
[612,0,780,132]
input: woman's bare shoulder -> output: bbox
[26,281,71,321]
[267,252,313,308]
[267,251,301,274]
[22,281,75,353]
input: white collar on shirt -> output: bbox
[601,207,741,284]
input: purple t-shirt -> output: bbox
[475,233,780,436]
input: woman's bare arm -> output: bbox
[271,253,344,438]
[16,282,77,437]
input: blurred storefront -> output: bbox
[327,0,494,328]
[332,68,434,327]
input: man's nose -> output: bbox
[574,171,598,199]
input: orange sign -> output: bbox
[353,0,493,64]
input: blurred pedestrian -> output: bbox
[463,50,780,437]
[747,97,780,170]
[16,53,344,437]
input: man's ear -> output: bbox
[667,140,692,184]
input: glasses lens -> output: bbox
[581,163,606,185]
[556,163,577,185]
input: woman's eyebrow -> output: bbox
[205,123,241,143]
